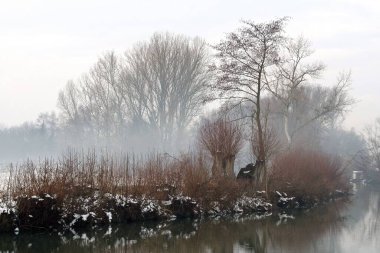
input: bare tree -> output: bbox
[121,33,210,149]
[59,52,126,137]
[80,51,125,139]
[57,34,209,151]
[57,52,127,147]
[198,118,243,177]
[57,80,82,125]
[365,118,380,170]
[251,99,281,162]
[267,37,354,147]
[210,18,287,182]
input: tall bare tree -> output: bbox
[58,80,82,125]
[80,51,125,138]
[210,18,287,182]
[121,33,210,149]
[58,34,209,151]
[58,52,126,145]
[267,37,354,147]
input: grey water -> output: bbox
[0,184,379,253]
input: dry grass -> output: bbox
[4,147,349,211]
[268,148,349,199]
[4,150,248,210]
[7,150,133,200]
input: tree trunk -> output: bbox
[224,155,236,178]
[212,153,236,178]
[211,151,223,177]
[255,72,266,184]
[284,113,292,147]
[253,160,266,183]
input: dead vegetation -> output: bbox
[3,146,349,208]
[198,118,243,178]
[268,148,349,199]
[4,150,251,211]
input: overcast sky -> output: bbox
[0,0,379,130]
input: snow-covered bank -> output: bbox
[0,191,273,233]
[0,188,350,234]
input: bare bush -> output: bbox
[268,149,348,199]
[198,118,243,177]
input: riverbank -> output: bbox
[0,150,350,234]
[0,188,349,234]
[2,185,377,253]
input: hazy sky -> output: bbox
[0,0,379,130]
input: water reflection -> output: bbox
[338,184,380,253]
[0,185,379,253]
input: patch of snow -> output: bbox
[234,196,272,213]
[233,203,243,213]
[279,196,295,203]
[126,197,138,205]
[70,214,81,227]
[105,211,112,222]
[162,200,172,206]
[81,213,89,221]
[104,226,112,236]
[0,199,16,214]
[81,233,88,240]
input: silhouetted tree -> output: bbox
[210,18,287,182]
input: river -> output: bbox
[0,183,379,253]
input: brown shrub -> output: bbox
[198,118,243,178]
[6,150,133,200]
[4,150,252,212]
[178,155,210,199]
[268,149,349,199]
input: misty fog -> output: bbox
[1,6,380,252]
[0,30,376,177]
